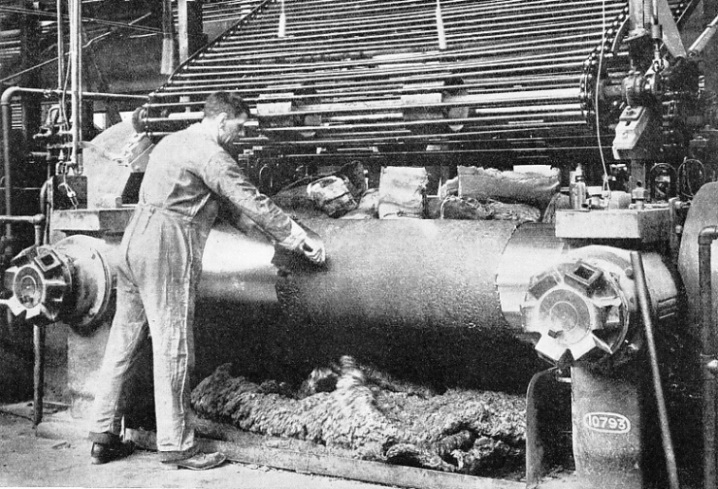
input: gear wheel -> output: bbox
[521,256,629,365]
[3,245,72,325]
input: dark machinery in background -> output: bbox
[4,0,718,488]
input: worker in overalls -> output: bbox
[87,91,326,470]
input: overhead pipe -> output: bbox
[698,225,718,489]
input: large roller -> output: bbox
[4,218,566,335]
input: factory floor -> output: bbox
[0,408,386,489]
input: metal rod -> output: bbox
[237,0,622,31]
[698,226,718,489]
[167,54,592,88]
[0,214,46,225]
[199,32,606,66]
[630,251,680,489]
[32,324,44,427]
[0,5,162,35]
[203,22,607,61]
[56,0,64,90]
[69,0,82,172]
[31,213,45,428]
[2,99,13,238]
[230,9,620,46]
[688,12,718,56]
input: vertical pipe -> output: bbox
[161,0,176,75]
[32,324,45,426]
[56,0,64,90]
[34,223,43,247]
[70,0,82,173]
[178,0,189,62]
[630,251,680,489]
[699,226,718,489]
[31,216,45,427]
[2,93,14,237]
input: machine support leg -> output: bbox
[526,368,563,489]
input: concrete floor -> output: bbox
[0,410,388,489]
[0,403,593,489]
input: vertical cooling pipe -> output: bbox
[699,226,718,489]
[631,251,680,489]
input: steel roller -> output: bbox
[8,217,569,339]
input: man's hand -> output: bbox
[301,235,326,265]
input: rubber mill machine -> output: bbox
[3,0,718,487]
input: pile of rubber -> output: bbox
[191,357,525,476]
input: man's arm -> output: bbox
[200,151,307,250]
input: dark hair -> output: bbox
[204,91,250,120]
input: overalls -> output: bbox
[88,123,300,459]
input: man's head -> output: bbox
[203,91,250,146]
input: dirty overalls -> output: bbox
[88,122,302,460]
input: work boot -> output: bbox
[90,440,135,465]
[163,452,227,471]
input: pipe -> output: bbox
[32,324,44,426]
[56,0,64,90]
[688,13,718,57]
[0,213,52,426]
[630,251,680,489]
[0,214,46,225]
[2,93,14,238]
[69,0,82,173]
[698,225,718,489]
